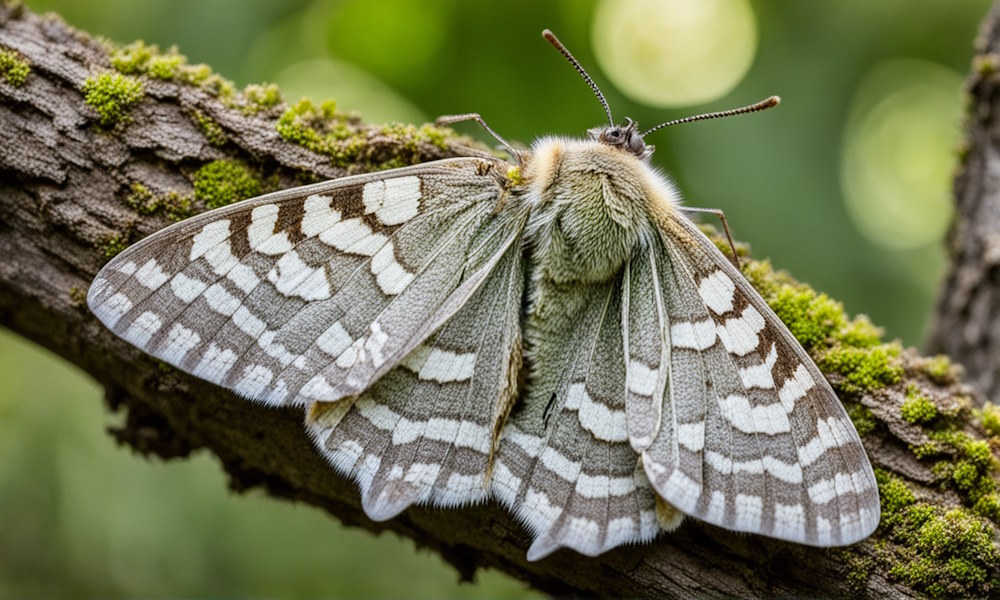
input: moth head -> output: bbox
[588,118,654,160]
[543,29,779,163]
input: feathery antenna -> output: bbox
[640,96,781,137]
[543,29,614,126]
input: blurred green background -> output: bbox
[1,0,990,596]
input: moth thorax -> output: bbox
[524,139,653,284]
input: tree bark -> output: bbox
[1,5,997,598]
[928,0,1000,405]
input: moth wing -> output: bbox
[88,157,521,407]
[492,278,661,561]
[641,214,880,546]
[306,225,526,519]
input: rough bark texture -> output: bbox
[2,5,998,598]
[929,1,1000,405]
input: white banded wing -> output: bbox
[87,157,528,409]
[638,214,881,546]
[306,229,526,519]
[492,279,662,560]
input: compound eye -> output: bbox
[605,128,623,143]
[629,135,646,153]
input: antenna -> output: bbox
[640,96,781,137]
[542,29,614,126]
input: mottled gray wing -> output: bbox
[492,278,661,561]
[88,157,522,408]
[639,214,880,546]
[306,223,525,519]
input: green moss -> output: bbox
[147,54,183,80]
[126,183,155,210]
[82,71,144,127]
[952,461,981,492]
[842,553,874,596]
[0,47,30,86]
[888,508,999,598]
[924,430,1000,518]
[817,342,903,394]
[901,387,938,425]
[193,110,227,146]
[242,83,282,114]
[111,41,186,81]
[979,402,1000,437]
[110,40,154,74]
[102,234,128,258]
[277,98,342,148]
[920,355,955,384]
[109,40,235,98]
[963,439,993,469]
[125,182,156,214]
[419,123,449,150]
[176,63,211,85]
[973,494,1000,522]
[911,441,944,459]
[68,286,87,308]
[200,73,237,100]
[162,191,194,221]
[276,98,363,166]
[193,160,261,209]
[837,315,883,348]
[378,122,450,152]
[875,469,915,527]
[112,41,184,81]
[846,404,877,436]
[877,470,1000,600]
[275,99,456,169]
[768,286,846,349]
[124,182,193,220]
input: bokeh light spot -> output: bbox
[841,60,962,250]
[591,0,757,107]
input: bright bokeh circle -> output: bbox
[841,60,962,250]
[591,0,758,108]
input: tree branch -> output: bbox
[928,0,1000,406]
[1,5,998,597]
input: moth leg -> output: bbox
[436,113,524,165]
[679,206,741,269]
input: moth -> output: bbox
[88,30,880,560]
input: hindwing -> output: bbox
[306,219,527,519]
[492,278,661,560]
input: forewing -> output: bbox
[88,158,518,407]
[306,224,526,519]
[642,214,880,546]
[492,279,660,561]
